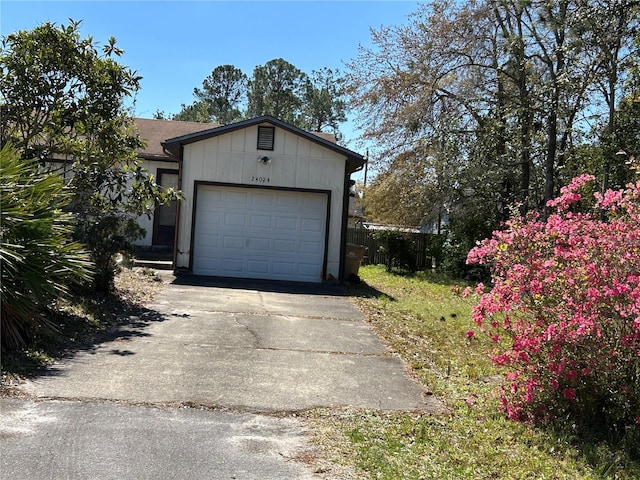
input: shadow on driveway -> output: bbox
[171,273,393,300]
[1,300,169,382]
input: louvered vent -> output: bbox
[257,126,275,151]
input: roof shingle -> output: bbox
[134,118,217,160]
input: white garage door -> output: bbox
[192,185,328,282]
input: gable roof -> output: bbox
[134,118,218,161]
[162,115,366,173]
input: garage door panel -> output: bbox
[195,232,220,247]
[250,214,273,229]
[224,213,247,227]
[222,258,244,272]
[203,190,223,203]
[193,186,326,282]
[273,239,297,253]
[273,262,295,275]
[275,216,297,231]
[246,237,270,251]
[276,196,299,209]
[227,191,248,204]
[298,263,321,276]
[196,213,221,229]
[195,256,220,274]
[251,192,274,206]
[301,218,323,233]
[299,240,322,254]
[222,235,245,249]
[303,196,325,209]
[247,260,269,274]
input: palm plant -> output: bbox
[0,144,93,350]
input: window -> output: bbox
[257,126,275,151]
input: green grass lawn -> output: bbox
[308,265,640,479]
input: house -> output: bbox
[135,116,366,283]
[134,118,219,248]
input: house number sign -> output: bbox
[251,176,270,184]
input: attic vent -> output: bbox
[257,126,275,151]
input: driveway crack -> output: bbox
[233,314,263,349]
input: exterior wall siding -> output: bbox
[175,124,346,280]
[135,159,179,246]
[44,157,179,248]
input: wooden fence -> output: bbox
[346,227,443,271]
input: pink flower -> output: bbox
[466,176,640,423]
[466,330,475,339]
[565,370,578,382]
[530,280,543,294]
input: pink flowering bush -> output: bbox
[467,175,640,430]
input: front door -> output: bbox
[152,170,179,247]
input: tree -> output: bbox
[246,58,307,124]
[363,156,433,227]
[299,68,347,139]
[599,95,640,189]
[579,0,638,192]
[174,60,349,138]
[173,65,247,124]
[347,1,520,274]
[172,100,211,123]
[0,144,92,350]
[579,0,640,192]
[0,20,176,291]
[363,124,459,229]
[194,64,247,124]
[347,0,639,271]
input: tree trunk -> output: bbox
[545,112,558,209]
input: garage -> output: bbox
[192,184,329,282]
[163,116,366,282]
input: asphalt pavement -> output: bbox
[1,398,317,480]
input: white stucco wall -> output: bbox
[175,123,348,279]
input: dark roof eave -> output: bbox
[346,156,366,175]
[162,115,366,171]
[160,142,181,158]
[138,152,180,163]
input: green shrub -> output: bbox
[0,144,92,350]
[373,230,417,273]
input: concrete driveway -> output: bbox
[21,275,435,412]
[3,274,441,479]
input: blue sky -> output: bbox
[1,0,421,157]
